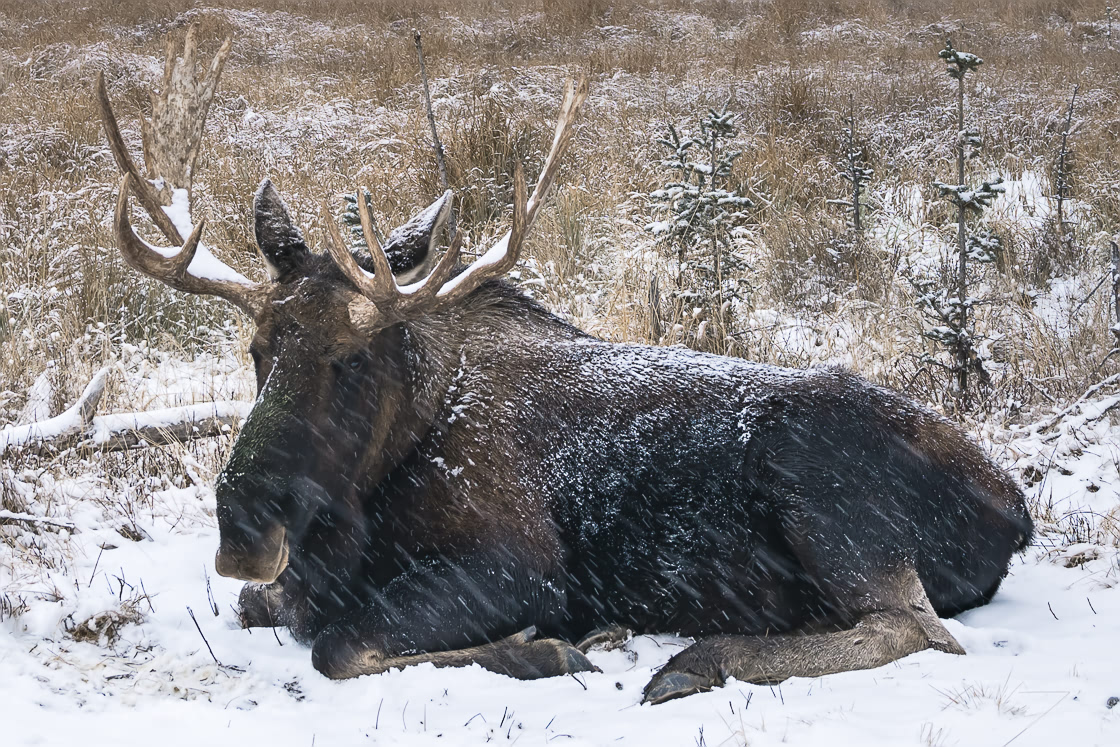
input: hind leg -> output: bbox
[642,564,963,704]
[575,624,633,653]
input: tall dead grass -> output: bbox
[2,0,1120,424]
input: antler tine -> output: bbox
[526,77,588,224]
[99,30,261,316]
[509,161,529,261]
[413,228,463,298]
[354,188,397,297]
[334,190,464,315]
[115,175,261,315]
[340,79,584,328]
[96,71,183,244]
[322,201,396,306]
[142,26,232,198]
[432,77,587,304]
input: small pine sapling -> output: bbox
[828,95,873,237]
[1052,85,1080,261]
[647,106,754,349]
[922,39,1005,408]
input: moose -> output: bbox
[98,31,1032,704]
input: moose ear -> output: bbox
[378,191,453,283]
[254,179,310,281]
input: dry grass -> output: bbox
[2,0,1120,423]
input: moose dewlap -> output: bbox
[98,29,1032,705]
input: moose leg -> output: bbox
[310,554,596,680]
[318,625,595,680]
[642,564,964,704]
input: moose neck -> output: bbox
[352,308,467,495]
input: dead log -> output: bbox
[0,367,108,454]
[83,401,251,452]
[1,368,250,455]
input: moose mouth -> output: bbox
[215,524,290,583]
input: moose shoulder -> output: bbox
[99,31,1032,705]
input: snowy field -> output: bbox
[2,536,1119,747]
[4,2,1120,745]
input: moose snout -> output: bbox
[215,523,289,583]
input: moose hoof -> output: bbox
[575,624,633,653]
[642,642,729,704]
[311,625,385,680]
[641,670,718,705]
[521,638,600,678]
[237,581,284,628]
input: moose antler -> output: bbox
[97,26,263,316]
[326,78,589,325]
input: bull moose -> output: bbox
[98,31,1032,704]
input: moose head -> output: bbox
[97,28,587,587]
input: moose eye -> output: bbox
[344,354,364,372]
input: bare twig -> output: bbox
[413,28,456,240]
[1001,692,1067,746]
[1069,270,1108,320]
[204,568,219,616]
[186,605,221,665]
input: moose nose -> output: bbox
[215,525,289,583]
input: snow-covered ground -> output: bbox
[2,345,1119,747]
[1,507,1118,746]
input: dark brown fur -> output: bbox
[217,215,1031,702]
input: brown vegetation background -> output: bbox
[2,0,1119,424]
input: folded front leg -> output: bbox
[316,624,596,680]
[309,554,595,680]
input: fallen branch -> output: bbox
[0,367,108,454]
[0,510,76,530]
[84,401,251,452]
[1031,372,1120,435]
[1040,393,1120,444]
[1,368,250,455]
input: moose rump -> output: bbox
[532,351,1029,642]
